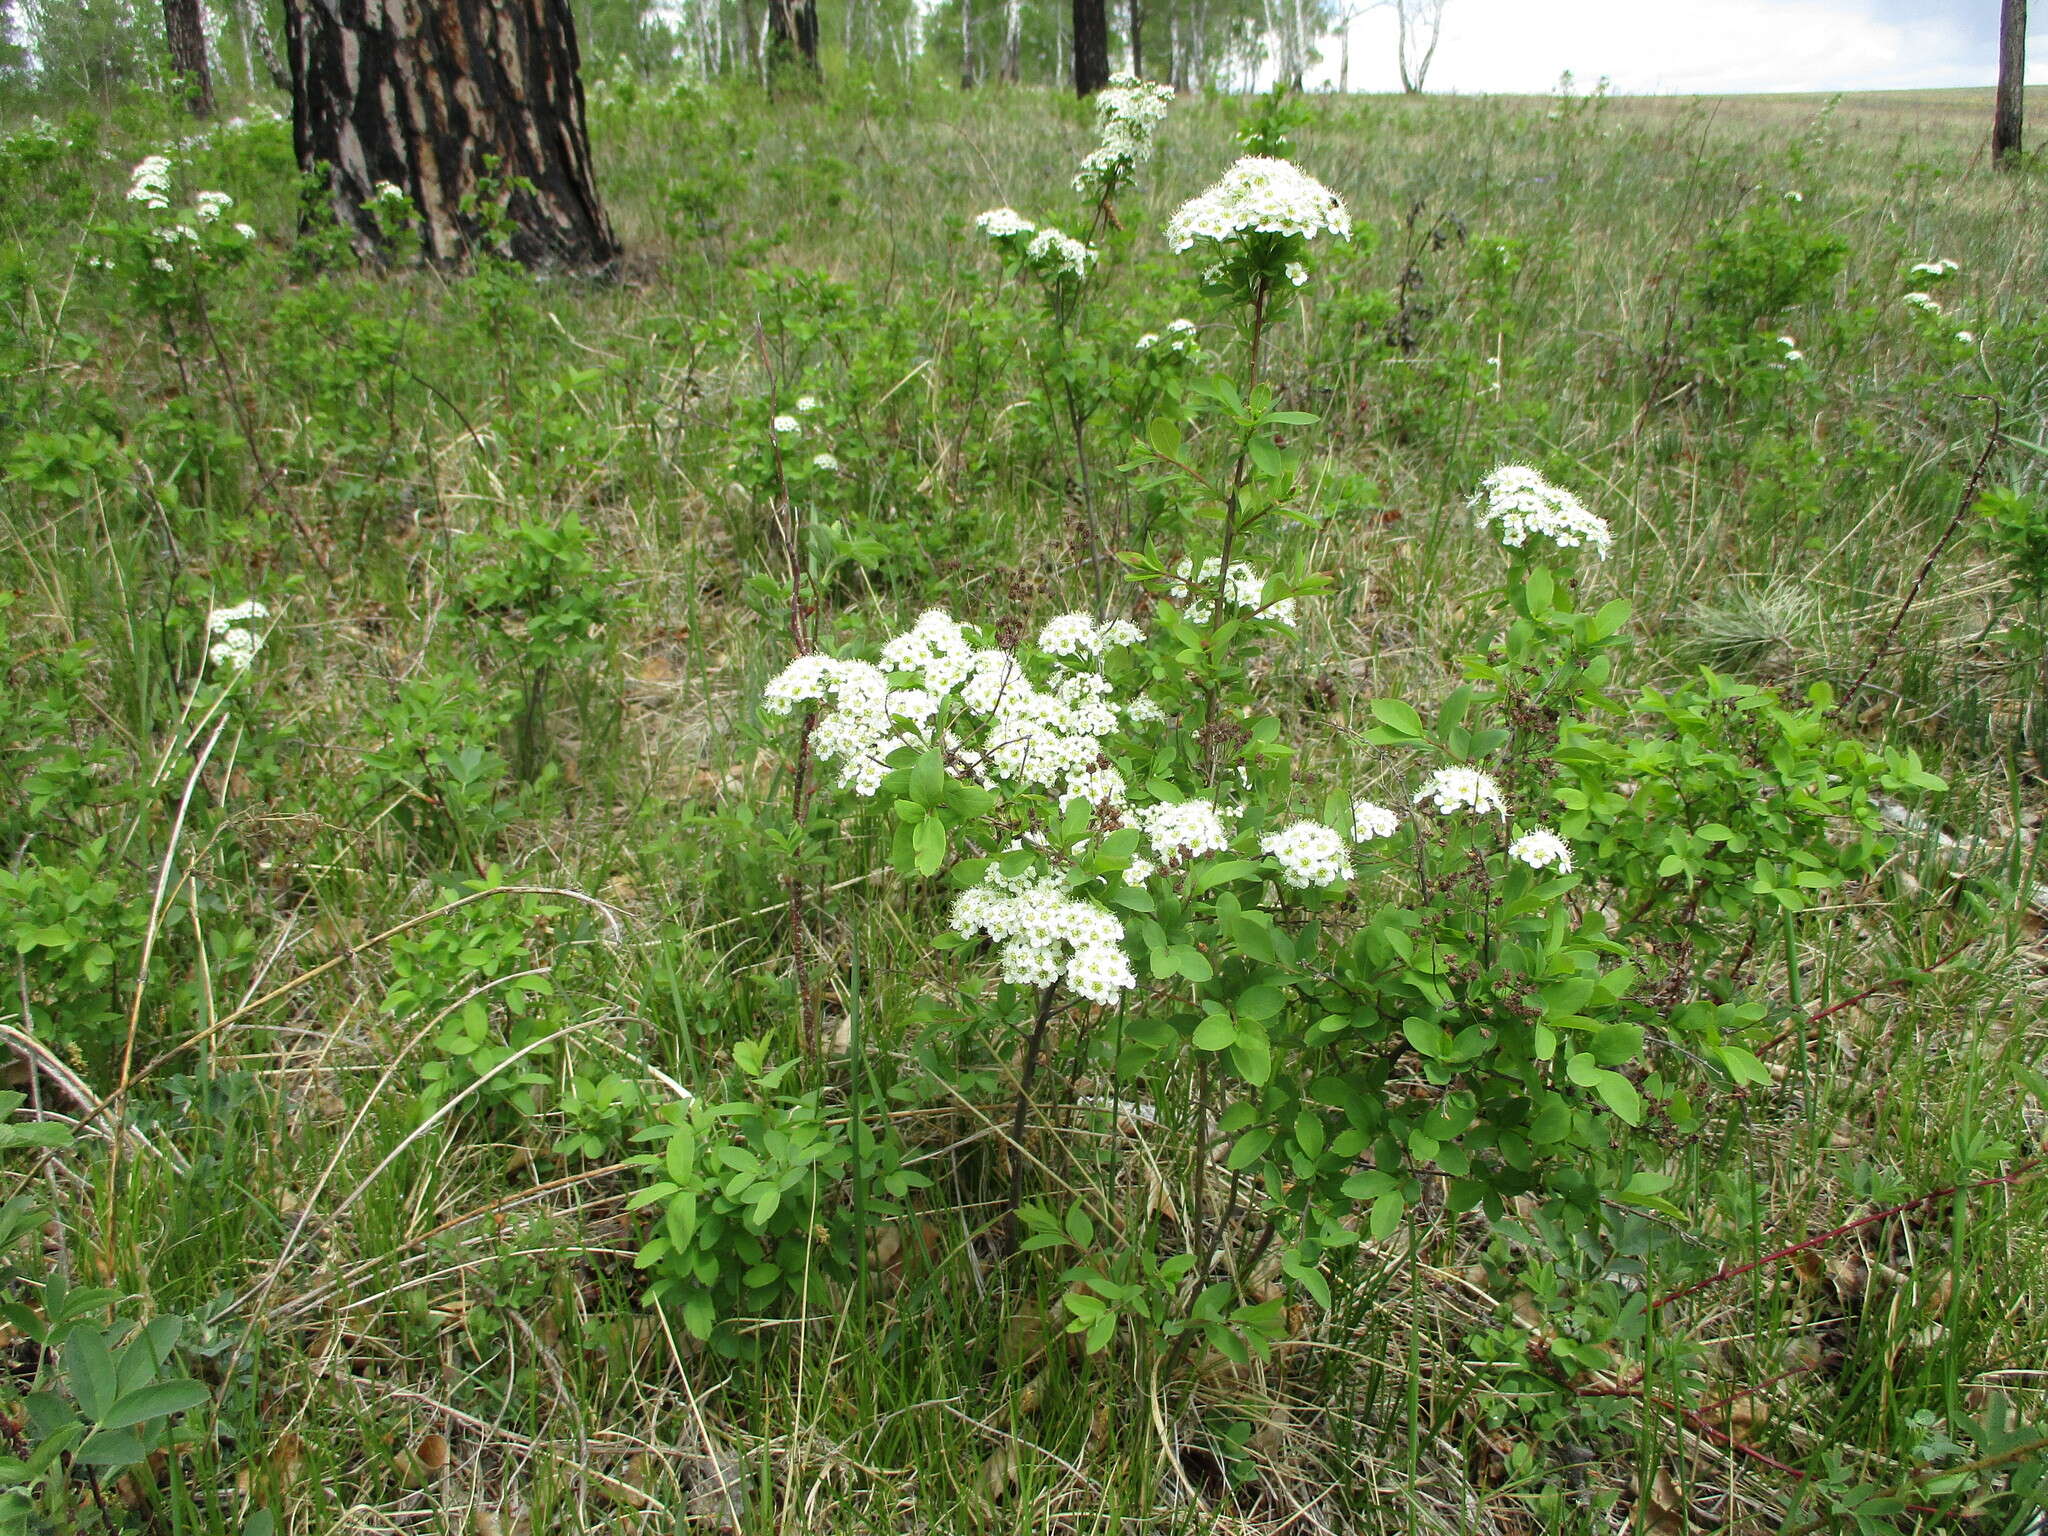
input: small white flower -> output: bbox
[1955,330,1976,344]
[232,222,257,241]
[1261,819,1354,889]
[1507,827,1574,873]
[1903,291,1942,314]
[811,452,840,473]
[192,190,233,222]
[1285,261,1309,288]
[1350,800,1400,841]
[772,414,801,434]
[1908,258,1959,277]
[1783,189,1804,202]
[1414,767,1505,817]
[1135,332,1160,351]
[1123,856,1157,886]
[795,394,821,412]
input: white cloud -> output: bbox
[1315,0,2048,95]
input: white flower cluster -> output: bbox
[1136,799,1234,865]
[1169,558,1296,626]
[1507,827,1573,873]
[1903,291,1943,314]
[126,155,172,211]
[193,190,233,223]
[1025,226,1096,281]
[812,452,840,473]
[1775,334,1805,364]
[1414,767,1505,817]
[951,868,1135,1003]
[368,180,411,212]
[206,600,270,673]
[1260,819,1354,889]
[1073,71,1176,195]
[1908,258,1959,278]
[1036,612,1142,659]
[766,609,1161,800]
[1468,464,1613,559]
[1135,317,1198,355]
[974,206,1036,241]
[1165,156,1352,253]
[1351,800,1400,840]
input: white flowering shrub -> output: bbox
[92,153,259,313]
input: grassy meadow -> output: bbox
[1,70,2047,1533]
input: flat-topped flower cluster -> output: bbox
[1165,156,1353,252]
[1469,464,1613,559]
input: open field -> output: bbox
[1,72,2046,1533]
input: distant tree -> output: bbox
[284,0,619,270]
[1394,0,1444,93]
[767,0,819,71]
[237,0,291,90]
[161,0,215,114]
[1074,0,1110,92]
[999,0,1023,81]
[961,0,976,85]
[1995,0,2026,167]
[1126,0,1142,75]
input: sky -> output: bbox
[1312,0,2048,95]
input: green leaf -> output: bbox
[1065,1206,1095,1249]
[1193,859,1263,893]
[1369,699,1426,742]
[63,1330,115,1423]
[908,747,946,808]
[72,1427,148,1469]
[1191,1015,1237,1052]
[1146,416,1182,459]
[99,1379,208,1431]
[1369,1190,1406,1239]
[911,813,947,877]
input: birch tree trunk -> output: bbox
[283,0,620,271]
[243,0,291,89]
[960,0,976,87]
[999,0,1022,82]
[163,0,215,116]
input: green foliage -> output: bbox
[626,1039,929,1356]
[1688,196,1849,346]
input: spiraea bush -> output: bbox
[0,62,2043,1535]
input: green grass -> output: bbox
[0,72,2045,1532]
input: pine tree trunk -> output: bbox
[1073,0,1109,94]
[163,0,215,116]
[1127,0,1141,76]
[1995,0,2027,167]
[283,0,619,271]
[767,0,819,71]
